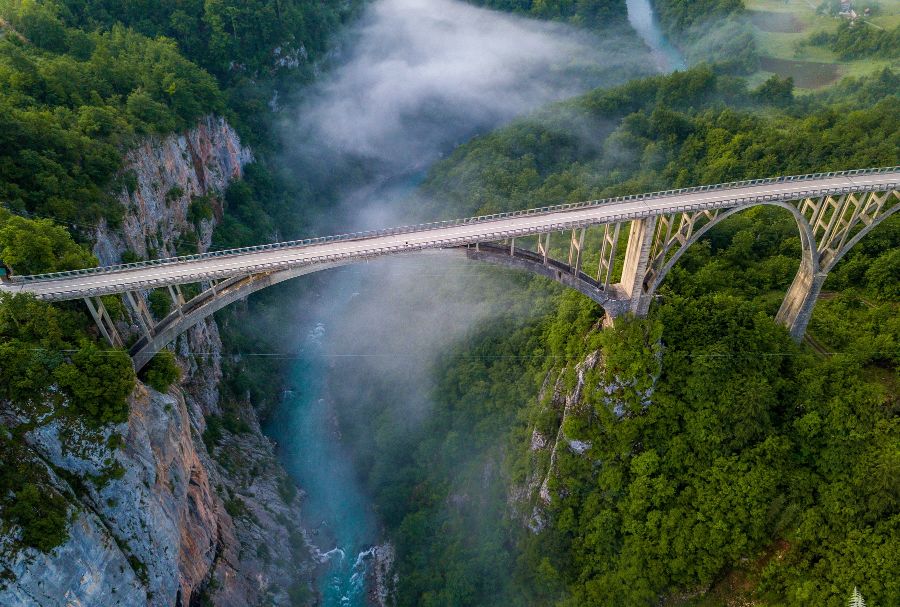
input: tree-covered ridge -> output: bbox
[0,0,226,559]
[465,0,625,28]
[358,67,900,606]
[58,0,361,81]
[0,211,134,555]
[808,20,900,60]
[648,0,755,72]
[0,0,224,224]
[423,67,899,218]
[651,0,744,34]
[56,0,363,144]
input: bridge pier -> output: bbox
[619,217,657,316]
[775,264,827,341]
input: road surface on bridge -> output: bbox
[3,169,898,301]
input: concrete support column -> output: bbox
[775,263,827,341]
[618,217,658,316]
[598,223,622,289]
[568,228,586,276]
[168,285,185,317]
[84,297,124,348]
[124,290,154,339]
[537,232,551,266]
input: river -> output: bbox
[626,0,686,72]
[266,1,683,605]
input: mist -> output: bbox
[267,0,658,603]
[276,0,653,442]
[281,0,652,232]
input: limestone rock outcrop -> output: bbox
[0,117,316,606]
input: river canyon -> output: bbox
[266,1,685,604]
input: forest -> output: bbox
[0,0,896,605]
[808,20,900,61]
[334,66,900,607]
[0,0,352,560]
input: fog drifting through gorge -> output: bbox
[267,1,673,604]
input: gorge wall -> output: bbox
[0,117,319,607]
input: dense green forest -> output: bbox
[0,0,223,224]
[0,0,353,559]
[0,0,217,554]
[808,20,900,60]
[333,66,899,607]
[651,0,743,33]
[0,0,896,605]
[650,0,755,72]
[465,0,624,28]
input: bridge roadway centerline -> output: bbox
[2,169,898,301]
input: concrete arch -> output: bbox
[130,245,626,370]
[644,200,818,297]
[131,261,351,370]
[463,244,624,314]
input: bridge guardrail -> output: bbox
[8,166,899,284]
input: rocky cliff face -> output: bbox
[93,114,252,265]
[510,345,658,533]
[0,117,318,606]
[508,350,601,533]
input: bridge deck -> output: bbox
[3,169,898,301]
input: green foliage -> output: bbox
[808,21,900,60]
[753,75,794,106]
[139,349,180,393]
[224,496,247,518]
[651,0,743,32]
[7,483,69,551]
[0,293,135,424]
[0,432,70,553]
[53,340,135,423]
[465,0,624,28]
[59,0,360,82]
[147,289,171,319]
[0,0,225,224]
[56,0,362,146]
[424,67,899,220]
[187,195,214,225]
[387,66,900,607]
[0,210,96,275]
[866,248,900,301]
[648,0,754,72]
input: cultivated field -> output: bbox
[745,0,900,89]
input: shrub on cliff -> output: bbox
[0,294,135,425]
[140,350,181,393]
[0,433,71,553]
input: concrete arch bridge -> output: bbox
[1,167,897,371]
